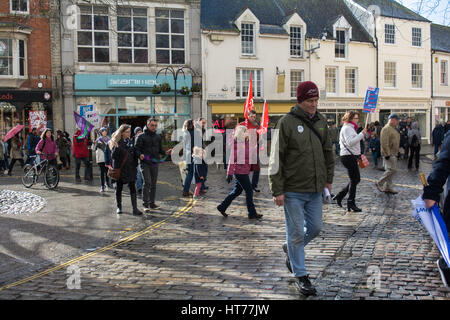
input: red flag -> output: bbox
[243,72,254,121]
[257,100,269,135]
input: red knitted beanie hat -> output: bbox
[297,81,319,104]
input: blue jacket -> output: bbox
[423,132,450,217]
[27,133,40,155]
[369,137,380,154]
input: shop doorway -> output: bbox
[119,116,149,137]
[379,110,391,127]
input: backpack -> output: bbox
[411,134,419,148]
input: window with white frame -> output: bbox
[241,23,255,55]
[345,68,357,94]
[235,69,262,98]
[77,5,110,63]
[155,9,185,64]
[117,7,148,64]
[335,29,346,58]
[384,61,397,87]
[411,63,423,88]
[10,0,28,14]
[0,38,26,77]
[412,27,422,47]
[290,70,304,98]
[384,24,395,44]
[0,39,13,76]
[441,60,448,86]
[325,67,337,94]
[290,27,303,57]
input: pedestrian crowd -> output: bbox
[1,80,449,297]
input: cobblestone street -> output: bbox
[0,153,448,300]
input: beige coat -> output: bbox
[380,123,400,157]
[10,138,23,160]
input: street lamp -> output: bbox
[155,66,198,115]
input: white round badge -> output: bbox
[297,125,304,133]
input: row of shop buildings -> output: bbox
[0,0,449,142]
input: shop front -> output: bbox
[0,90,52,135]
[378,100,430,141]
[74,74,192,144]
[209,99,368,130]
[433,99,450,123]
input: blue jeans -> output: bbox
[183,163,194,193]
[284,192,323,277]
[251,170,260,189]
[434,143,441,156]
[218,174,257,217]
[372,151,378,166]
[136,164,143,190]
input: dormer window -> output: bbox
[241,23,255,55]
[333,16,351,59]
[290,26,303,57]
[335,29,346,58]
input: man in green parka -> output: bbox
[269,81,334,296]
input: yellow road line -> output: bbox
[0,198,197,292]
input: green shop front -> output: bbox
[74,74,192,142]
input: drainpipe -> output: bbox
[373,13,378,88]
[430,49,435,143]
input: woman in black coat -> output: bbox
[109,124,142,215]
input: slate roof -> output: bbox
[278,0,373,42]
[201,0,373,43]
[431,23,450,53]
[353,0,429,22]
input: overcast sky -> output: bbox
[398,0,449,25]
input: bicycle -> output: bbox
[22,153,60,189]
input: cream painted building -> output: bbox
[201,0,376,129]
[201,0,449,142]
[431,23,450,125]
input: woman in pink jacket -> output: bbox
[216,125,263,219]
[35,128,59,167]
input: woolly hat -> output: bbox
[99,127,108,134]
[297,81,319,104]
[134,126,142,135]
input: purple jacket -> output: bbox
[35,138,58,160]
[227,139,251,176]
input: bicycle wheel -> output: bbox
[44,165,59,189]
[22,164,36,188]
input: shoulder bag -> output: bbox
[342,139,369,169]
[107,150,128,180]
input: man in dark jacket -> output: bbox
[135,118,171,211]
[432,121,445,159]
[26,128,41,165]
[423,132,450,287]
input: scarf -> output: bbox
[348,121,358,131]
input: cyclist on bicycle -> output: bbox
[35,128,58,166]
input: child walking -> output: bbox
[193,146,207,198]
[369,132,381,168]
